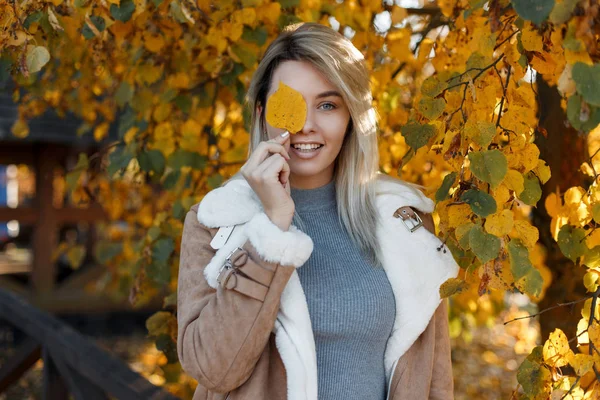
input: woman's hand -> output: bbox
[240,131,294,230]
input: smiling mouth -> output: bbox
[291,144,324,152]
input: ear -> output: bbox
[257,103,263,117]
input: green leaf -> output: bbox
[549,0,578,25]
[401,121,437,151]
[517,346,551,397]
[511,0,555,25]
[152,237,174,263]
[572,62,600,107]
[163,170,181,189]
[107,144,134,177]
[82,16,106,39]
[147,260,170,284]
[469,225,501,263]
[557,224,587,262]
[94,241,123,264]
[436,172,457,202]
[508,239,543,297]
[155,334,178,364]
[278,0,300,9]
[421,75,448,97]
[65,153,89,191]
[242,26,268,46]
[468,120,496,148]
[520,172,542,206]
[417,97,446,120]
[138,149,166,175]
[468,149,508,189]
[152,0,164,6]
[118,107,136,138]
[230,43,257,69]
[23,11,44,29]
[115,82,133,107]
[110,0,136,22]
[207,173,224,190]
[163,292,177,308]
[460,189,497,217]
[167,150,206,170]
[26,46,50,74]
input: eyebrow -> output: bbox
[316,90,343,99]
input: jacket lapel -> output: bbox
[196,175,460,400]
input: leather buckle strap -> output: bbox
[223,272,268,302]
[217,247,269,302]
[393,206,423,232]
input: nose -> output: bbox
[299,106,316,135]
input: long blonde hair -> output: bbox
[226,22,383,267]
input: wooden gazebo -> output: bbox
[0,87,144,313]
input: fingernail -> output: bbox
[280,131,289,138]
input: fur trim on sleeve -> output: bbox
[245,212,313,268]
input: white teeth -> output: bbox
[293,143,322,150]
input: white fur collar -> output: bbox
[196,174,459,400]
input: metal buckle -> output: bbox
[217,247,247,287]
[394,206,424,233]
[402,212,423,232]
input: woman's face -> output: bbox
[260,60,351,189]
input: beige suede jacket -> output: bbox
[177,174,460,400]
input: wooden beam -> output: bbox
[0,204,105,223]
[0,144,35,165]
[46,347,108,400]
[31,145,58,294]
[54,204,106,223]
[0,207,37,223]
[0,337,41,392]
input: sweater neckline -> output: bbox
[290,179,337,212]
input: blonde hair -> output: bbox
[226,22,383,267]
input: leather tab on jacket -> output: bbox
[223,272,269,302]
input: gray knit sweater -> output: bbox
[290,180,396,400]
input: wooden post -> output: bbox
[42,347,69,400]
[31,145,58,294]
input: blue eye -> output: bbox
[320,102,336,111]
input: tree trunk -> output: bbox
[533,77,589,343]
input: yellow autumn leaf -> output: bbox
[545,192,562,218]
[535,160,551,184]
[266,81,307,134]
[521,23,543,52]
[485,209,514,237]
[94,121,110,141]
[448,203,472,227]
[584,270,600,292]
[66,245,86,270]
[144,33,166,53]
[503,169,524,195]
[511,220,539,249]
[543,328,573,367]
[492,184,511,206]
[569,353,595,376]
[11,119,30,138]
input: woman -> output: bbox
[177,22,459,400]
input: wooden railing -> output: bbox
[0,288,180,400]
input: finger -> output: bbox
[280,155,290,185]
[248,140,291,169]
[255,153,288,185]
